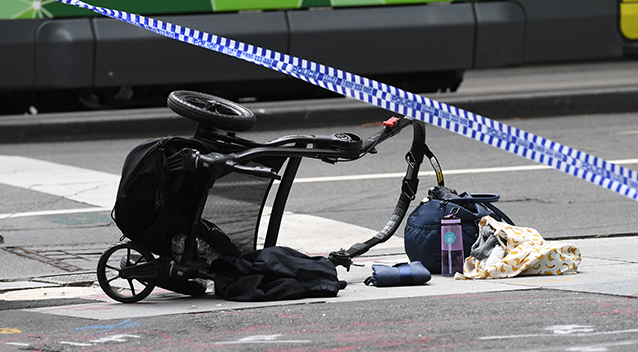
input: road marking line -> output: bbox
[480,328,638,340]
[2,156,637,220]
[292,158,638,184]
[0,207,111,220]
[214,334,312,345]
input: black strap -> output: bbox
[446,193,515,226]
[424,144,444,187]
[447,193,500,204]
[401,121,444,200]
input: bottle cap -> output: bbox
[443,207,460,219]
[442,207,461,224]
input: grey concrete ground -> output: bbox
[1,235,634,317]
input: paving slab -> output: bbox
[0,281,57,293]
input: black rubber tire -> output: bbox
[97,242,156,303]
[167,90,256,131]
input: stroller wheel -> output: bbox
[97,242,157,303]
[167,90,256,132]
[119,253,144,268]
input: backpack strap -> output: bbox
[431,186,515,226]
[402,121,444,200]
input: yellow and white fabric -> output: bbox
[460,216,581,279]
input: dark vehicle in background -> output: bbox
[1,0,637,114]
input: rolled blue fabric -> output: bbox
[366,261,431,287]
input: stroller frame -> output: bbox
[97,90,443,303]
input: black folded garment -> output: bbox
[211,246,344,301]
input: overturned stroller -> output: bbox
[97,90,444,303]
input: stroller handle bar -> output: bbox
[172,115,424,178]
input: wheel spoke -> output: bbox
[127,279,136,295]
[189,96,208,107]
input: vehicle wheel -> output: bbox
[167,90,256,131]
[97,242,157,303]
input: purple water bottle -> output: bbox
[441,210,463,277]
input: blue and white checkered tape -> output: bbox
[58,0,638,201]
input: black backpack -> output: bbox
[112,137,238,257]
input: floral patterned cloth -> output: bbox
[459,216,581,279]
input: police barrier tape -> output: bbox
[58,0,638,201]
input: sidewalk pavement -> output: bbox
[1,231,636,319]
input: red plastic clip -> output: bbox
[383,117,399,127]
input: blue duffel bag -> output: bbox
[403,185,514,274]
